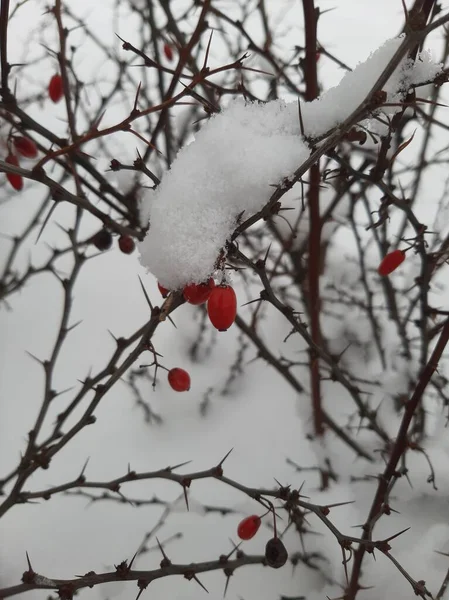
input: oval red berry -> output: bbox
[163,43,174,61]
[13,136,38,159]
[183,278,215,305]
[48,74,63,103]
[207,285,237,331]
[158,282,170,298]
[5,154,23,191]
[237,515,261,540]
[377,250,405,276]
[118,235,135,254]
[168,368,191,392]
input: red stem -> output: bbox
[302,0,324,443]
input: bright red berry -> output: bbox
[13,136,38,159]
[118,235,135,254]
[168,368,190,392]
[48,74,64,103]
[377,249,406,276]
[92,229,113,251]
[158,282,170,298]
[237,515,261,540]
[207,285,237,331]
[183,278,215,305]
[163,43,174,61]
[5,154,23,191]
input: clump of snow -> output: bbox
[139,100,310,289]
[138,37,441,289]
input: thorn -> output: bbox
[167,314,177,329]
[183,483,190,511]
[218,448,233,467]
[128,550,139,570]
[25,350,45,366]
[116,489,135,507]
[326,500,356,509]
[108,329,118,342]
[132,82,142,113]
[191,573,209,593]
[52,386,74,398]
[66,320,83,333]
[223,569,233,597]
[79,458,90,478]
[92,109,107,131]
[262,243,272,266]
[383,526,411,543]
[138,276,154,311]
[26,551,33,572]
[225,539,242,559]
[35,202,58,244]
[240,297,263,307]
[167,460,192,471]
[202,30,214,70]
[135,581,148,600]
[297,99,305,137]
[156,537,172,566]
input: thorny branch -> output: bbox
[1,1,449,599]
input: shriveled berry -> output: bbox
[265,537,288,569]
[183,278,215,305]
[237,515,261,540]
[163,43,174,61]
[158,282,170,298]
[92,229,113,251]
[377,249,405,276]
[5,154,23,191]
[168,368,190,392]
[207,285,237,331]
[13,136,38,158]
[118,235,135,254]
[48,74,63,103]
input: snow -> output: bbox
[138,38,441,290]
[2,4,449,600]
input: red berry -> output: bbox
[158,282,170,298]
[118,235,135,254]
[207,285,237,331]
[48,74,63,103]
[13,136,38,158]
[168,368,190,392]
[377,249,406,276]
[5,154,23,191]
[183,278,215,305]
[163,43,174,61]
[237,515,261,540]
[316,51,321,62]
[92,229,113,251]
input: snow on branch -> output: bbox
[138,37,441,290]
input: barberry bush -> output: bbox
[1,2,449,600]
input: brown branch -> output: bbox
[346,318,449,599]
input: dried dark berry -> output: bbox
[265,537,288,569]
[92,229,113,251]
